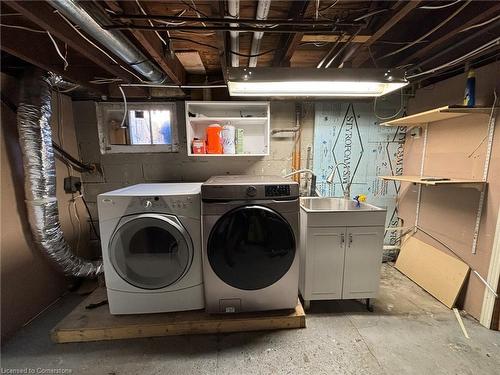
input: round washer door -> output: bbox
[109,214,193,290]
[208,205,295,290]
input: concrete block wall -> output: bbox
[73,100,314,219]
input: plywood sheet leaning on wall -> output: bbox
[395,237,470,308]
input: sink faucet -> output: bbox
[326,162,351,199]
[284,169,319,197]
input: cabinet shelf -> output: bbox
[379,175,486,190]
[380,105,494,127]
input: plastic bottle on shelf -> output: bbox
[206,124,223,154]
[463,69,476,107]
[221,124,236,154]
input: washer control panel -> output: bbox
[137,196,194,210]
[265,185,291,197]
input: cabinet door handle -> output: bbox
[348,233,353,247]
[340,233,345,246]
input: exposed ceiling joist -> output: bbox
[7,1,137,84]
[399,2,500,66]
[118,1,186,85]
[352,1,421,67]
[0,27,106,95]
[272,0,310,67]
[302,35,372,43]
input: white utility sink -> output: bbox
[300,197,386,227]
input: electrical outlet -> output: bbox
[64,176,82,194]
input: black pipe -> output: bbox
[53,142,94,172]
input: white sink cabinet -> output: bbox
[299,198,386,310]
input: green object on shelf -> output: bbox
[236,128,244,154]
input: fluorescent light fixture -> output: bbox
[227,68,408,97]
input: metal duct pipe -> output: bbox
[51,0,165,83]
[17,68,103,278]
[248,0,271,67]
[227,0,240,67]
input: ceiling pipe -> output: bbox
[249,0,272,67]
[50,0,166,83]
[227,0,240,67]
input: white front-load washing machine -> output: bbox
[98,183,204,314]
[201,175,300,313]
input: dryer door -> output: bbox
[208,205,296,290]
[109,214,193,290]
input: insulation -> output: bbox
[17,68,103,278]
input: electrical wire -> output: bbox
[468,90,498,158]
[47,31,69,70]
[407,37,500,80]
[459,15,500,33]
[54,10,145,83]
[353,9,388,21]
[135,0,169,45]
[70,194,83,256]
[0,23,46,33]
[418,0,462,10]
[121,83,227,89]
[118,86,128,129]
[378,0,471,60]
[78,192,100,241]
[373,88,405,121]
[319,0,340,13]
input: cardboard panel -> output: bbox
[395,237,470,308]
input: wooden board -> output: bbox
[51,288,306,343]
[395,237,470,308]
[381,106,493,126]
[379,175,485,190]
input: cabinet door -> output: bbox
[308,227,346,299]
[342,226,384,299]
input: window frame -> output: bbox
[96,102,179,154]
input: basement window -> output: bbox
[97,102,179,154]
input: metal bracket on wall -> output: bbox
[414,124,429,233]
[471,104,498,254]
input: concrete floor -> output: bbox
[1,264,499,375]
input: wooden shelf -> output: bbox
[381,105,494,127]
[379,175,486,190]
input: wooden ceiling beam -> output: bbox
[7,1,137,83]
[118,1,186,85]
[0,27,106,95]
[399,3,500,66]
[352,1,421,67]
[272,0,310,67]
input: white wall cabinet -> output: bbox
[185,101,270,157]
[299,221,384,309]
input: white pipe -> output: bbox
[249,0,271,67]
[284,169,314,178]
[227,0,240,67]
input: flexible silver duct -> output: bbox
[17,68,103,278]
[51,0,166,83]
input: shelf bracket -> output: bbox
[414,124,428,233]
[471,104,497,254]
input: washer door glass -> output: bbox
[208,205,295,290]
[109,215,192,289]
